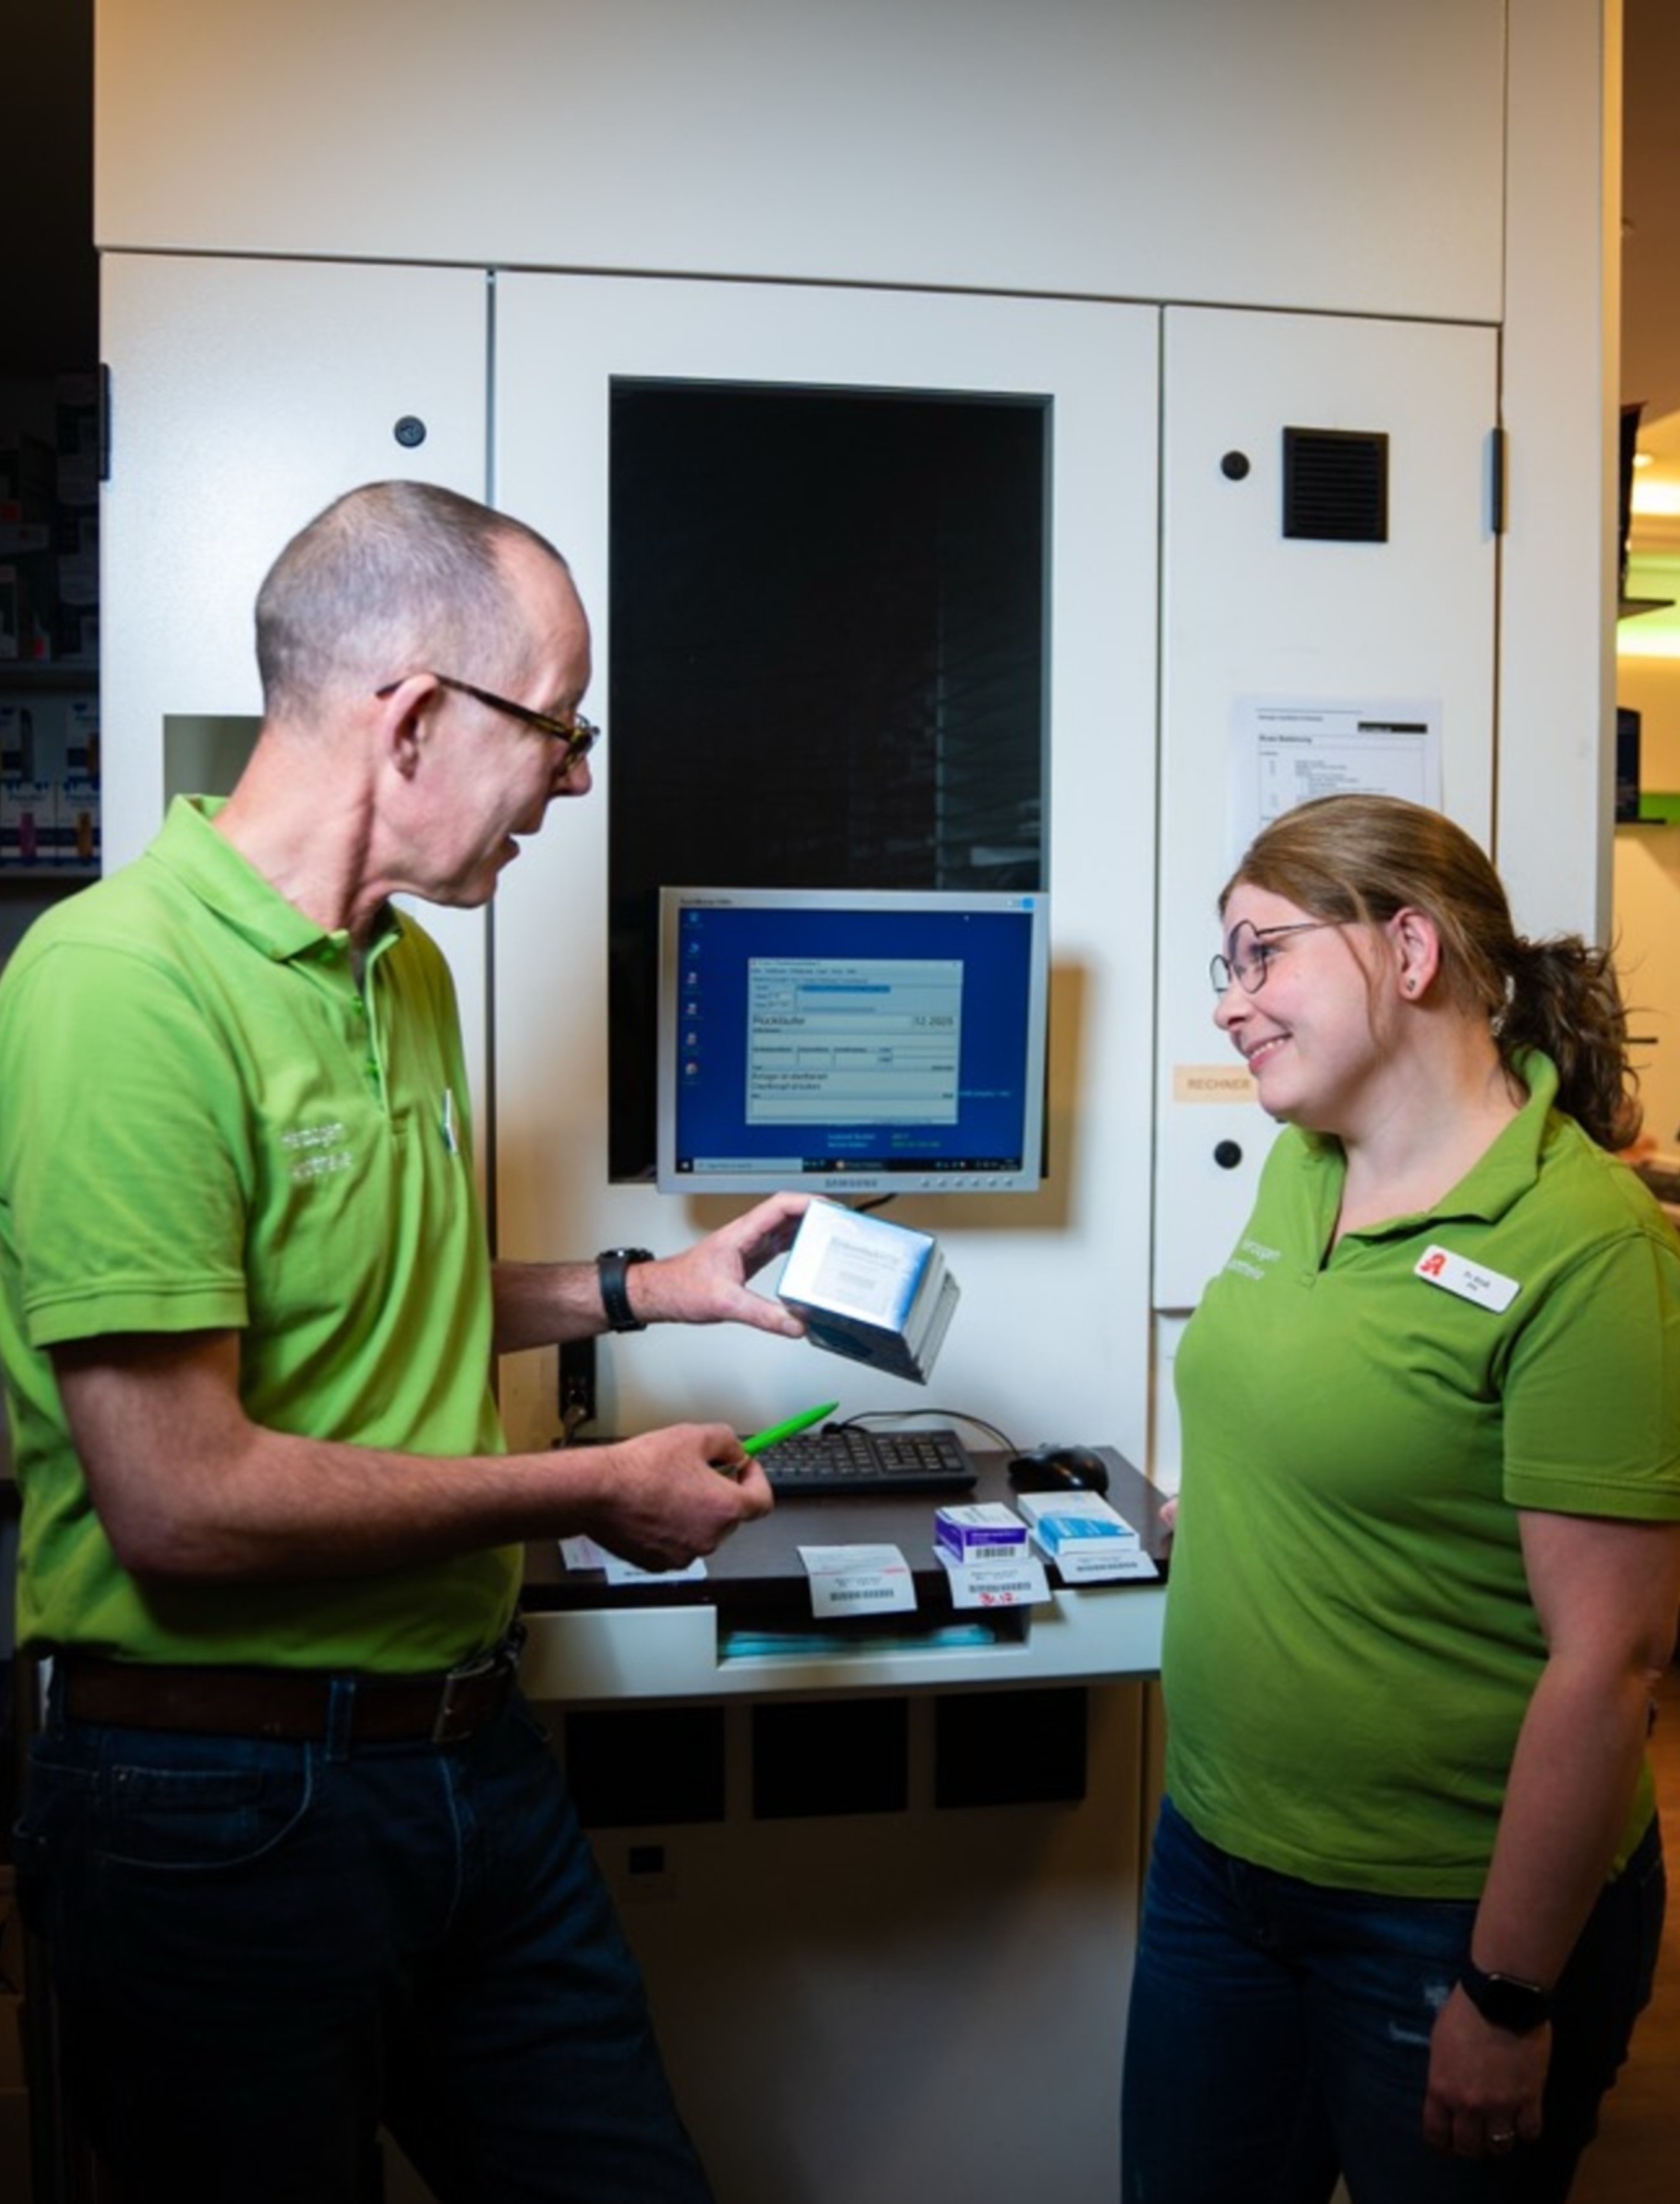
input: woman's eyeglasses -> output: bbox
[1210,920,1338,996]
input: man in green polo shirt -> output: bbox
[0,481,810,2203]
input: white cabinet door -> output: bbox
[1154,307,1498,1311]
[492,274,1162,1465]
[99,253,492,1112]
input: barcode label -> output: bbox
[939,1550,1052,1611]
[798,1542,918,1619]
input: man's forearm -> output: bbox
[491,1258,619,1352]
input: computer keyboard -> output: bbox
[757,1425,979,1497]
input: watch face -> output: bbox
[1465,1969,1550,2033]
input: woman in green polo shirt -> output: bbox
[1123,793,1680,2204]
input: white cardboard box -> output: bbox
[776,1197,959,1383]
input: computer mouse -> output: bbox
[1006,1443,1110,1496]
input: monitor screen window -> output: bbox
[657,886,1049,1197]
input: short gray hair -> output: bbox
[254,481,570,718]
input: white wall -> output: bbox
[1152,309,1501,1313]
[96,0,1506,318]
[91,0,1619,938]
[1498,0,1624,942]
[90,0,1622,1445]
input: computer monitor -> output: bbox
[656,885,1050,1197]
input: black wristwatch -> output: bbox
[596,1247,654,1333]
[1458,1958,1552,2034]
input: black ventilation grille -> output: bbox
[1282,426,1389,542]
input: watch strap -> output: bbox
[597,1247,654,1333]
[1458,1958,1552,2033]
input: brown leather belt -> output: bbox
[57,1631,523,1746]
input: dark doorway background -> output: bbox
[606,381,1048,1180]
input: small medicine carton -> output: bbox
[776,1197,959,1383]
[1016,1490,1146,1583]
[0,776,53,867]
[934,1502,1028,1566]
[58,774,101,867]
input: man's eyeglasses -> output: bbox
[1210,920,1338,996]
[376,673,600,773]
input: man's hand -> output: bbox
[579,1422,774,1572]
[632,1192,813,1337]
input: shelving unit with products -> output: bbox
[0,372,101,954]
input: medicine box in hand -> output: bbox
[776,1197,960,1383]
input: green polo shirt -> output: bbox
[0,795,519,1671]
[1164,1053,1680,1897]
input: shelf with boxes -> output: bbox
[0,670,99,881]
[1,372,101,898]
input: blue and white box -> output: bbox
[1017,1490,1153,1583]
[776,1197,959,1383]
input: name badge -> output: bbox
[1414,1243,1520,1312]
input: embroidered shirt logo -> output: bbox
[282,1121,354,1182]
[1225,1236,1281,1283]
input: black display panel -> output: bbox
[608,380,1048,1182]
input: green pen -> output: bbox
[740,1400,840,1456]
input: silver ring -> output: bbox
[1489,2131,1516,2151]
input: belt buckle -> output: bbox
[430,1625,523,1745]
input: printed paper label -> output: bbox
[797,1542,918,1618]
[937,1550,1051,1609]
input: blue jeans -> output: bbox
[1121,1796,1666,2204]
[14,1681,714,2204]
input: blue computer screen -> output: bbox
[656,887,1050,1196]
